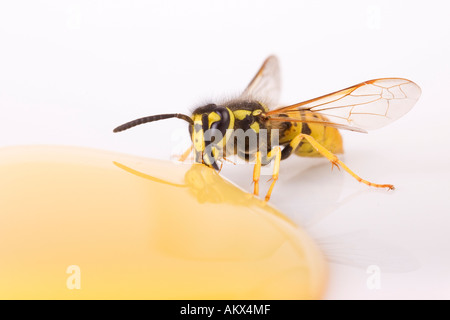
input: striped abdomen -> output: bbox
[279,110,343,157]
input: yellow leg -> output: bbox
[253,151,262,196]
[178,145,193,162]
[222,156,236,165]
[265,146,282,202]
[299,134,394,190]
[218,160,224,173]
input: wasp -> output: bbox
[113,56,421,201]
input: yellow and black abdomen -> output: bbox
[279,110,343,157]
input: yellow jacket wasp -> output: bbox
[113,56,421,201]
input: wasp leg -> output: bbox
[178,145,193,162]
[252,151,262,196]
[297,134,394,190]
[281,135,305,160]
[263,146,282,201]
[218,160,224,173]
[222,156,236,165]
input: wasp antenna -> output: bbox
[113,113,193,133]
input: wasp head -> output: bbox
[189,104,235,170]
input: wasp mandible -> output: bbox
[114,56,421,201]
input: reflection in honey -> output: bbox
[114,161,264,206]
[0,146,327,299]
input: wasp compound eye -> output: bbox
[210,107,230,138]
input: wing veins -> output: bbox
[262,77,420,131]
[266,116,367,133]
[278,95,382,113]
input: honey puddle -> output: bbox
[0,146,327,299]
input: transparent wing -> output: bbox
[240,55,281,107]
[265,78,421,131]
[266,116,368,133]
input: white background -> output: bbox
[1,0,449,299]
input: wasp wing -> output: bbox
[264,78,421,131]
[266,116,368,133]
[240,55,281,107]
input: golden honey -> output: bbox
[0,146,327,299]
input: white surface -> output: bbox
[1,0,449,299]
